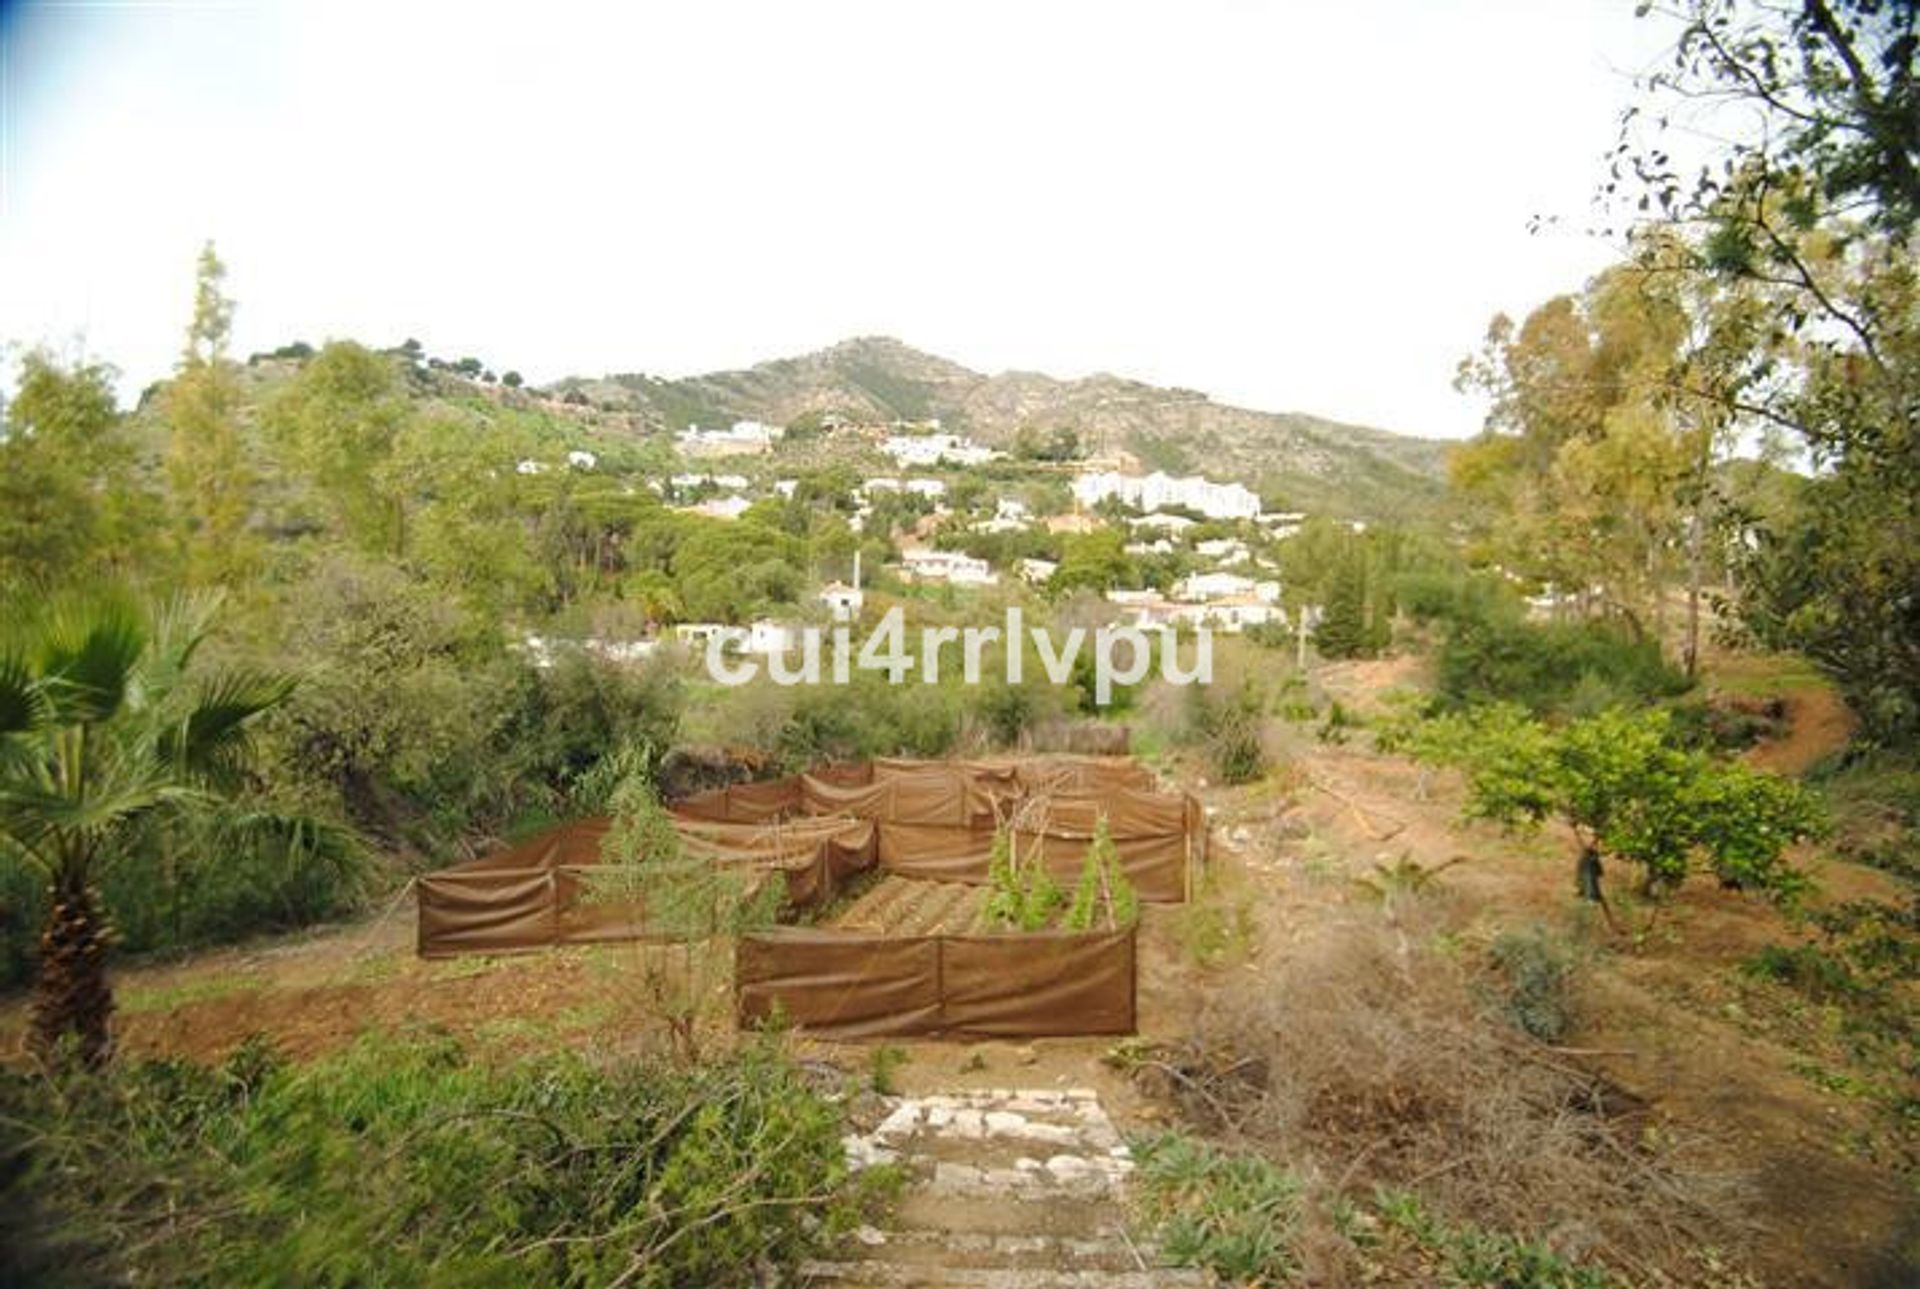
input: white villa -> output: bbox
[882,433,1001,468]
[678,420,783,457]
[899,548,999,586]
[680,496,753,521]
[1018,557,1058,585]
[820,581,865,622]
[1075,470,1267,522]
[519,635,660,669]
[1173,571,1281,604]
[673,621,798,655]
[1072,471,1260,521]
[1258,511,1307,538]
[1197,595,1282,632]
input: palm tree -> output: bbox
[0,591,292,1067]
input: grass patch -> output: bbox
[1706,651,1832,700]
[117,974,267,1016]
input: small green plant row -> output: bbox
[979,816,1139,932]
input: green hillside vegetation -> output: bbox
[548,335,1454,524]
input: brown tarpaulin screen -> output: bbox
[735,926,1136,1039]
[417,815,877,957]
[417,755,1207,958]
[677,755,1203,904]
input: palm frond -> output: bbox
[0,649,43,738]
[158,668,295,786]
[142,590,226,691]
[36,592,147,726]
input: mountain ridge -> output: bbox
[551,336,1454,519]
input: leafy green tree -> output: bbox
[265,340,410,555]
[1407,705,1825,911]
[1050,529,1135,595]
[1453,262,1699,643]
[0,592,292,1065]
[0,351,145,593]
[980,825,1065,931]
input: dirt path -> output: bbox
[1746,684,1857,775]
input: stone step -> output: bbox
[801,1261,1213,1287]
[890,1192,1134,1240]
[820,1226,1158,1273]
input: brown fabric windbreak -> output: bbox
[735,926,1136,1039]
[675,755,1204,904]
[416,814,877,957]
[418,755,1207,958]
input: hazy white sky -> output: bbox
[0,1,1672,439]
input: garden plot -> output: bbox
[833,877,987,936]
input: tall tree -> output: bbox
[1608,0,1920,739]
[166,243,256,585]
[1454,262,1695,642]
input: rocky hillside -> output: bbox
[552,337,1454,519]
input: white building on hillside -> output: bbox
[1174,571,1281,604]
[680,496,753,521]
[1072,471,1260,521]
[678,420,783,456]
[1018,558,1058,585]
[899,548,999,586]
[820,581,864,622]
[883,433,1000,468]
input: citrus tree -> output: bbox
[1405,705,1825,910]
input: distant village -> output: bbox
[520,415,1334,669]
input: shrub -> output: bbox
[1119,914,1744,1281]
[1435,616,1689,718]
[0,1032,878,1287]
[1489,926,1581,1043]
[1185,679,1268,785]
[1741,943,1863,1002]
